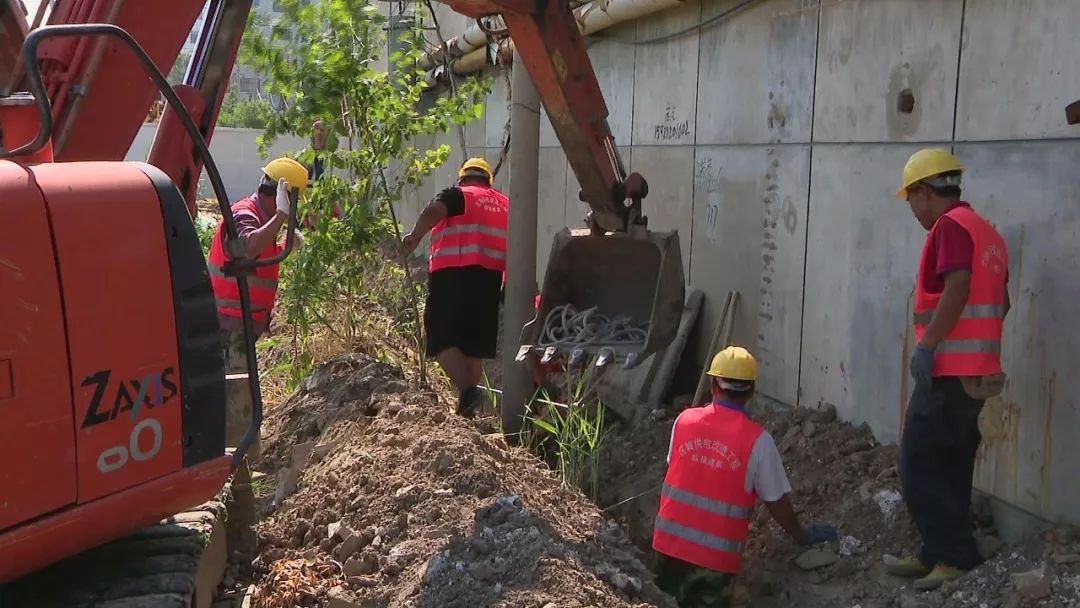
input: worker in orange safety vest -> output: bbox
[653,346,836,607]
[402,158,509,417]
[886,149,1011,590]
[208,157,308,457]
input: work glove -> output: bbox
[801,523,838,546]
[910,344,935,391]
[275,178,292,219]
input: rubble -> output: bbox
[597,397,1080,607]
[248,353,675,608]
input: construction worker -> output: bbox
[402,158,508,417]
[887,149,1010,590]
[208,157,307,457]
[653,346,837,607]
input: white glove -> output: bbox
[275,178,292,218]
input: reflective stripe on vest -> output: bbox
[913,205,1008,377]
[207,195,282,322]
[654,517,746,554]
[429,185,509,273]
[207,263,280,290]
[652,405,762,574]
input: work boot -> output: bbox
[456,387,485,418]
[883,555,931,578]
[913,564,966,591]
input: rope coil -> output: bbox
[537,303,649,348]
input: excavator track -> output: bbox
[2,499,230,608]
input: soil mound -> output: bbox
[249,354,675,608]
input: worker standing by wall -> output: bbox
[402,158,509,417]
[653,346,837,607]
[886,149,1010,590]
[208,157,307,458]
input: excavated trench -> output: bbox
[231,342,1080,608]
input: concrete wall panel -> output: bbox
[696,0,818,145]
[956,142,1080,524]
[630,146,695,277]
[800,144,926,443]
[587,31,638,148]
[536,148,570,280]
[814,0,962,143]
[957,0,1080,141]
[690,145,808,405]
[632,2,702,146]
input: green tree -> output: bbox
[217,89,275,129]
[241,0,488,382]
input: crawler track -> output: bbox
[3,500,228,608]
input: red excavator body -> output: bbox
[0,0,261,583]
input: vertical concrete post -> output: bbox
[500,51,541,441]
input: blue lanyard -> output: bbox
[712,400,747,415]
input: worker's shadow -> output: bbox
[413,494,668,608]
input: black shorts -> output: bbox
[424,266,502,358]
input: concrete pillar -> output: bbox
[500,51,541,441]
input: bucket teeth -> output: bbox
[515,345,531,363]
[595,348,614,368]
[622,352,642,370]
[541,346,558,364]
[568,348,586,368]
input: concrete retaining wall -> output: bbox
[409,0,1080,526]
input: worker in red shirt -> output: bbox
[402,158,508,417]
[208,157,308,458]
[886,149,1010,590]
[653,346,836,607]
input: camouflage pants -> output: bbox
[655,554,736,608]
[222,329,260,460]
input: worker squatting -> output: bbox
[207,149,1008,607]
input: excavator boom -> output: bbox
[436,0,686,380]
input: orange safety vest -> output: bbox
[913,205,1008,377]
[429,185,509,273]
[207,195,283,325]
[652,403,763,574]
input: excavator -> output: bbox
[0,0,683,604]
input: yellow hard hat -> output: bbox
[459,157,493,180]
[263,157,310,197]
[706,346,758,381]
[896,148,964,198]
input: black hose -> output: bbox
[6,24,267,472]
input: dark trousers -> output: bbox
[899,376,985,570]
[655,553,735,608]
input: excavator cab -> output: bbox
[521,227,685,370]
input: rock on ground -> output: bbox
[597,398,1080,608]
[247,353,675,608]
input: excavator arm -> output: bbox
[1,0,252,215]
[437,0,645,233]
[435,0,686,387]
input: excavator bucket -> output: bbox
[520,228,685,369]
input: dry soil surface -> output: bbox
[599,397,1080,608]
[240,349,1080,608]
[247,353,675,608]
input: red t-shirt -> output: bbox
[919,202,1007,294]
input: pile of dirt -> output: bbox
[247,353,676,608]
[599,397,1080,607]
